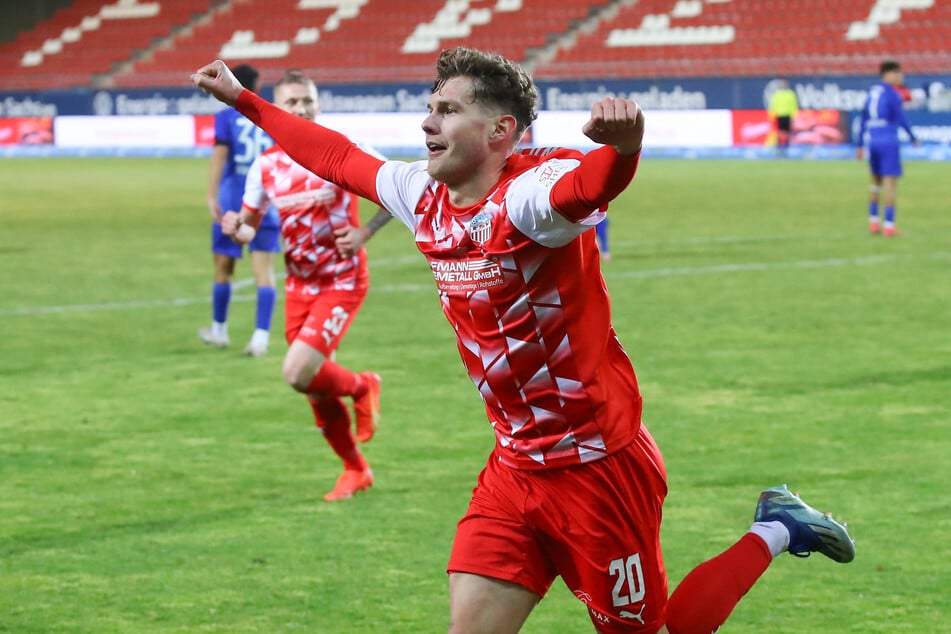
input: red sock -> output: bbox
[666,533,772,634]
[309,397,367,472]
[306,360,365,397]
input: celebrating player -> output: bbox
[194,48,855,632]
[221,69,388,502]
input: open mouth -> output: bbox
[426,142,446,156]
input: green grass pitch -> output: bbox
[1,156,949,632]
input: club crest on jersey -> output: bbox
[469,211,493,246]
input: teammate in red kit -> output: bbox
[194,48,854,632]
[220,70,389,502]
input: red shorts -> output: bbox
[284,287,367,356]
[448,425,669,633]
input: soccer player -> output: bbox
[220,70,386,502]
[856,60,920,237]
[200,63,280,356]
[193,49,855,633]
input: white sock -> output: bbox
[212,321,227,338]
[749,521,790,559]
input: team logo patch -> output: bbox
[468,211,492,246]
[536,160,571,187]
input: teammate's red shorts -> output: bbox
[448,424,669,633]
[284,286,367,356]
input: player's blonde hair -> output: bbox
[275,69,315,92]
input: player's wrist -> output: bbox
[613,144,642,156]
[612,142,642,157]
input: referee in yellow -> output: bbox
[768,79,799,149]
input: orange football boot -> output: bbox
[324,468,374,501]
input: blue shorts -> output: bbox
[211,206,281,258]
[868,142,903,178]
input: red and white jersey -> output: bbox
[243,146,370,295]
[376,149,643,470]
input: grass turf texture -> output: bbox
[1,157,948,633]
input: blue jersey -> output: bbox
[856,82,916,147]
[215,107,274,213]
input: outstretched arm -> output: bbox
[192,60,384,204]
[552,97,645,220]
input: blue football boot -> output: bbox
[755,484,855,563]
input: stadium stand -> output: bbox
[116,0,612,87]
[0,1,73,45]
[0,0,218,90]
[533,0,951,79]
[0,0,948,91]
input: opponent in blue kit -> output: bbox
[856,60,919,237]
[200,63,281,355]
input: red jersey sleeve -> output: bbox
[549,146,640,221]
[236,89,385,206]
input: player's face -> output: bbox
[275,82,318,120]
[422,76,499,187]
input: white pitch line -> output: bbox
[0,252,940,318]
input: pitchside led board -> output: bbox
[2,74,949,154]
[37,109,846,153]
[0,110,848,153]
[4,109,947,159]
[0,117,53,145]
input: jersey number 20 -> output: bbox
[609,553,646,607]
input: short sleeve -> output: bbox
[505,158,604,248]
[241,155,268,213]
[374,160,433,231]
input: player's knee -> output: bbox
[282,362,311,392]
